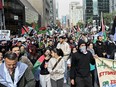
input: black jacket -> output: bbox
[109,49,116,59]
[40,59,50,75]
[94,41,107,57]
[70,51,95,79]
[105,40,116,55]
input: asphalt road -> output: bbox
[63,83,70,87]
[63,82,99,87]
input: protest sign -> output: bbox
[0,30,10,40]
[95,58,116,87]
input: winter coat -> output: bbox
[94,41,107,57]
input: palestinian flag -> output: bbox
[37,30,47,34]
[32,55,45,80]
[39,27,46,30]
[33,55,45,73]
[21,26,29,34]
[37,27,47,34]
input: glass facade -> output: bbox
[86,0,93,21]
[4,0,25,35]
[93,0,98,15]
[85,0,109,24]
[98,0,109,14]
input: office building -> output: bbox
[69,2,83,26]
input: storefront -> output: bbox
[4,0,25,35]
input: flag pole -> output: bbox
[101,12,106,41]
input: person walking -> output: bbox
[87,42,96,87]
[70,39,95,87]
[94,35,107,58]
[0,51,35,87]
[56,36,71,83]
[10,45,33,70]
[48,48,65,87]
[39,49,52,87]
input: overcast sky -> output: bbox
[58,0,82,19]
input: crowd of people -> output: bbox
[0,27,116,87]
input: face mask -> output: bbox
[79,46,87,54]
[32,41,34,44]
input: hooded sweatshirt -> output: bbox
[70,39,95,79]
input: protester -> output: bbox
[87,42,96,87]
[94,35,107,58]
[0,51,35,87]
[27,45,39,65]
[20,45,27,56]
[47,40,55,50]
[39,49,51,87]
[56,36,71,83]
[0,41,8,56]
[48,48,65,87]
[105,35,116,58]
[0,51,3,65]
[10,45,33,70]
[70,39,95,87]
[109,49,116,60]
[68,47,77,87]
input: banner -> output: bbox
[95,58,116,87]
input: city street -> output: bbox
[63,82,99,87]
[64,84,70,87]
[0,0,115,87]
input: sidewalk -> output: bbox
[63,83,70,87]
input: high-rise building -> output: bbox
[110,0,116,13]
[56,0,59,19]
[2,0,57,35]
[49,0,57,26]
[61,15,70,28]
[27,0,56,27]
[84,0,109,24]
[98,0,109,14]
[69,2,83,26]
[20,0,39,25]
[85,0,93,22]
[3,0,25,35]
[27,0,51,27]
